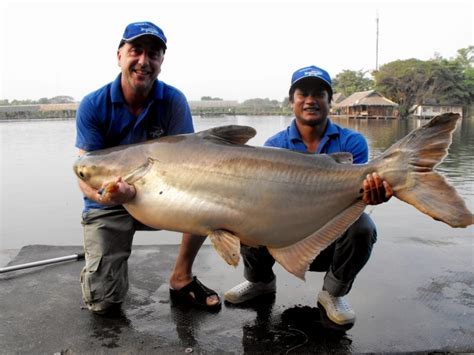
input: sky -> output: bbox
[0,0,472,103]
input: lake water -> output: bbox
[0,115,472,251]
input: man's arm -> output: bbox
[165,90,194,135]
[76,149,136,206]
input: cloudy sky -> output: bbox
[0,0,472,102]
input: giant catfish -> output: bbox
[73,113,473,279]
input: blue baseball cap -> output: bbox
[290,65,332,94]
[121,21,167,49]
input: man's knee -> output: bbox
[345,213,377,247]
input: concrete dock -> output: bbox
[1,240,473,354]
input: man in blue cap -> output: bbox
[225,65,393,326]
[75,21,221,314]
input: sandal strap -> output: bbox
[179,276,217,303]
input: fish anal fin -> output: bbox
[268,201,366,280]
[208,230,241,266]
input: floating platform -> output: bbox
[1,243,473,353]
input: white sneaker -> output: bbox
[224,279,276,304]
[317,290,356,325]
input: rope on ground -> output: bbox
[285,327,308,354]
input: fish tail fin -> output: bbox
[374,113,473,228]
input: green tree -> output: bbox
[201,96,223,101]
[50,95,75,103]
[373,59,430,118]
[452,46,473,70]
[463,67,474,103]
[453,46,474,104]
[239,98,285,115]
[332,69,374,96]
[428,59,470,105]
[373,48,473,118]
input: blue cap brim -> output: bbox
[122,33,167,49]
[291,76,333,94]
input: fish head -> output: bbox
[73,151,133,189]
[73,153,123,189]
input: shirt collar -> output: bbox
[111,74,164,104]
[325,118,339,137]
[289,117,339,143]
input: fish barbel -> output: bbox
[74,113,473,279]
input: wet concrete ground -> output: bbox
[1,242,473,354]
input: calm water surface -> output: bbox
[0,116,472,250]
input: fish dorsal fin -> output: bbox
[208,229,241,266]
[267,200,366,280]
[198,125,257,145]
[328,152,353,164]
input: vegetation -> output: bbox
[373,46,473,118]
[2,47,472,119]
[333,70,374,96]
[236,98,290,115]
[200,96,223,101]
[0,95,75,106]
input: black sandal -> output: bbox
[169,276,222,311]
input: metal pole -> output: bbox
[0,253,85,274]
[375,10,379,71]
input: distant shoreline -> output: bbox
[2,104,470,122]
[0,103,292,121]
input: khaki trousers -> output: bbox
[80,207,154,307]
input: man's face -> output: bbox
[291,80,330,127]
[117,36,165,95]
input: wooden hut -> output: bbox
[330,93,346,114]
[333,90,398,119]
[411,104,463,119]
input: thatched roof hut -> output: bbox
[333,90,398,118]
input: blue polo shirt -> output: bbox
[75,74,194,211]
[264,118,368,164]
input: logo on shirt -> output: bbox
[148,126,164,139]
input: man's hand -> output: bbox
[362,172,393,205]
[98,177,136,206]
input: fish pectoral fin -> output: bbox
[123,158,155,184]
[208,230,241,267]
[267,201,366,281]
